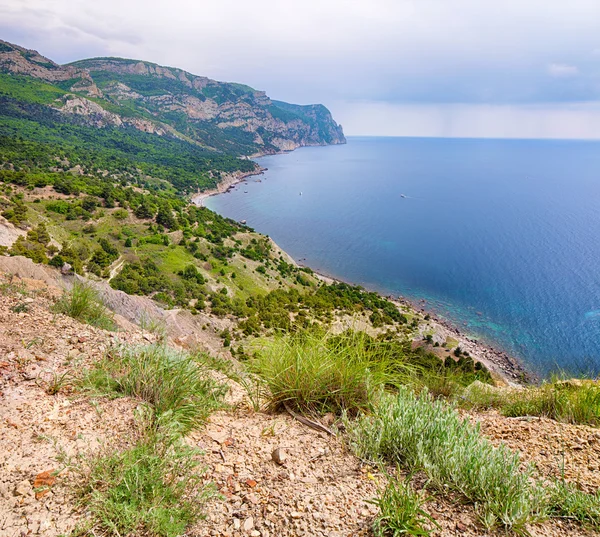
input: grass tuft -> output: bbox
[371,472,438,536]
[83,344,227,434]
[249,330,410,415]
[463,379,600,427]
[54,280,116,330]
[75,414,216,537]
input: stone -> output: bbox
[14,479,32,496]
[271,447,286,465]
[243,516,254,531]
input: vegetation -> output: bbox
[53,280,115,330]
[347,389,543,532]
[463,378,600,427]
[371,473,438,537]
[73,344,227,536]
[83,344,226,434]
[248,330,408,414]
[76,420,216,537]
[346,388,600,533]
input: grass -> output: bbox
[83,344,227,434]
[248,330,410,415]
[346,389,544,532]
[74,345,226,536]
[346,388,600,533]
[74,413,216,537]
[54,280,116,331]
[548,478,600,527]
[371,473,438,536]
[463,378,600,427]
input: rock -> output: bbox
[14,479,32,496]
[243,516,254,531]
[60,263,73,275]
[271,447,286,465]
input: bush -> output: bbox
[249,330,409,415]
[346,389,545,532]
[53,280,115,330]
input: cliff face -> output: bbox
[0,40,345,155]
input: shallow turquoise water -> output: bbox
[207,136,600,376]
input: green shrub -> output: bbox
[346,389,545,532]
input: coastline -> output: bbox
[306,266,533,386]
[192,151,533,387]
[191,167,267,207]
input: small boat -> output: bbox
[244,191,248,193]
[240,219,247,224]
[299,192,303,196]
[400,194,407,198]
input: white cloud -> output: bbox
[547,63,579,78]
[331,101,600,139]
[2,0,600,138]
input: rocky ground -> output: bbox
[0,271,598,537]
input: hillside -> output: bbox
[1,267,599,537]
[0,39,345,157]
[1,37,600,537]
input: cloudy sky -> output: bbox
[2,0,600,138]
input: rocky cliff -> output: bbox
[0,40,345,156]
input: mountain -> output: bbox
[0,39,345,156]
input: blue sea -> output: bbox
[206,136,600,376]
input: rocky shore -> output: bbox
[191,167,267,207]
[311,269,532,386]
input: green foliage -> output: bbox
[53,280,115,330]
[547,478,600,528]
[8,223,53,263]
[371,473,438,537]
[464,379,600,427]
[248,330,411,415]
[346,389,545,532]
[0,94,254,194]
[78,428,215,537]
[83,344,226,434]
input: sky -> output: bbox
[2,0,600,139]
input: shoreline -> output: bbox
[303,267,533,386]
[191,166,267,207]
[192,155,533,387]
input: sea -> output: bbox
[205,136,600,377]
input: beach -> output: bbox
[191,167,267,207]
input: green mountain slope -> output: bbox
[0,39,345,157]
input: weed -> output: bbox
[139,311,168,342]
[82,344,226,434]
[346,389,545,532]
[74,417,216,537]
[547,478,600,528]
[53,280,116,331]
[11,302,29,313]
[371,472,438,536]
[43,370,73,395]
[249,329,409,415]
[463,379,600,427]
[502,381,600,426]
